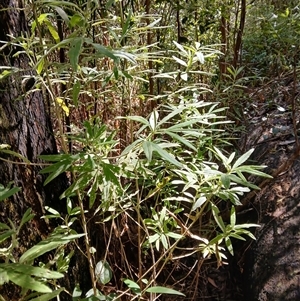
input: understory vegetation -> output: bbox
[0,0,299,300]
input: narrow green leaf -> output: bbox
[19,208,34,229]
[172,56,187,67]
[196,51,205,64]
[156,107,183,127]
[88,178,98,209]
[149,110,159,131]
[72,284,82,299]
[29,288,64,301]
[0,149,30,164]
[148,233,160,244]
[234,223,260,229]
[221,174,230,189]
[160,234,168,249]
[60,172,94,199]
[211,203,225,232]
[123,115,150,127]
[124,279,141,295]
[230,206,236,226]
[114,51,136,64]
[45,206,60,217]
[44,20,60,43]
[36,58,44,75]
[213,147,229,166]
[180,72,188,81]
[142,141,153,162]
[72,80,80,107]
[235,166,272,178]
[20,234,84,263]
[69,37,83,71]
[155,239,160,251]
[42,160,72,186]
[37,13,49,24]
[192,196,206,211]
[0,222,10,230]
[166,132,196,151]
[230,233,246,241]
[0,269,9,285]
[0,186,21,201]
[151,143,183,167]
[232,148,254,169]
[69,13,84,27]
[225,237,234,255]
[166,119,200,131]
[55,7,69,25]
[173,40,188,54]
[0,230,15,244]
[146,286,185,296]
[91,43,117,61]
[228,174,259,190]
[227,152,236,165]
[166,232,183,240]
[0,263,63,279]
[7,272,52,293]
[124,279,140,290]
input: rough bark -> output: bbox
[0,1,81,299]
[0,0,66,235]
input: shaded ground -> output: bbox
[239,75,300,300]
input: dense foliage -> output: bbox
[0,0,298,300]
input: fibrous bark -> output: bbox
[0,0,70,298]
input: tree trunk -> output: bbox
[0,0,74,298]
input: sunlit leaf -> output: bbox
[124,279,141,295]
[232,148,254,169]
[180,72,188,81]
[146,286,185,296]
[230,206,236,226]
[196,51,205,64]
[45,20,60,43]
[20,234,84,263]
[160,234,168,249]
[149,110,159,131]
[172,55,187,67]
[192,196,206,211]
[221,174,230,189]
[225,237,233,255]
[70,13,84,27]
[37,58,44,75]
[173,40,187,54]
[151,143,183,167]
[211,203,225,232]
[95,261,112,285]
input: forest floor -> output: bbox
[202,72,300,301]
